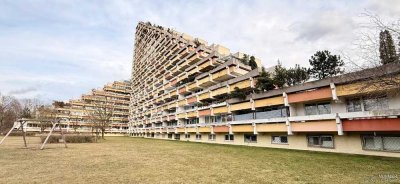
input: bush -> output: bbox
[8,132,36,136]
[40,135,94,144]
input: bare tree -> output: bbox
[0,93,22,133]
[343,11,400,95]
[86,97,115,140]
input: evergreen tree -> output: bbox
[379,30,398,64]
[240,54,249,65]
[286,64,310,86]
[249,56,258,69]
[273,60,287,88]
[308,50,344,80]
[20,107,32,118]
[255,67,275,92]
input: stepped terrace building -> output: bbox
[21,80,131,134]
[129,22,400,157]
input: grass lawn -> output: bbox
[0,136,399,183]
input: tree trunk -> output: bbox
[101,128,105,140]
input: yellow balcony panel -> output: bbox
[336,76,400,97]
[177,113,186,119]
[211,87,229,97]
[198,92,211,101]
[187,111,197,118]
[257,123,287,132]
[177,128,185,133]
[198,59,216,72]
[229,66,248,76]
[230,80,251,91]
[187,82,200,91]
[232,125,253,133]
[178,99,187,106]
[186,127,197,133]
[168,103,177,109]
[213,106,228,114]
[187,67,199,76]
[230,101,252,111]
[254,96,284,108]
[178,73,188,82]
[169,90,177,97]
[198,127,211,133]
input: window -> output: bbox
[271,135,288,144]
[208,134,216,141]
[305,102,331,115]
[224,134,234,141]
[184,118,199,125]
[362,135,400,152]
[196,134,202,140]
[168,134,172,139]
[244,134,257,143]
[346,98,362,112]
[307,135,334,148]
[174,134,180,140]
[185,134,190,139]
[363,95,388,111]
[256,105,289,119]
[205,114,233,124]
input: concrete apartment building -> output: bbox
[21,80,131,134]
[129,22,400,157]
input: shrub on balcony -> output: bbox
[230,87,247,100]
[255,67,275,92]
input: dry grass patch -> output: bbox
[0,136,399,183]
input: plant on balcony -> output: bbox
[286,64,310,86]
[249,56,258,69]
[255,67,275,92]
[229,87,247,100]
[308,50,344,80]
[240,54,249,65]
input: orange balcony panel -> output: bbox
[198,127,211,133]
[254,96,284,108]
[199,109,211,116]
[187,96,197,104]
[186,127,197,133]
[170,79,177,86]
[288,87,332,103]
[178,86,187,94]
[291,120,337,132]
[177,128,185,133]
[256,123,287,132]
[213,126,229,133]
[343,118,400,131]
[232,125,253,133]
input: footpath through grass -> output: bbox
[0,136,399,183]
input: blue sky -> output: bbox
[0,0,398,103]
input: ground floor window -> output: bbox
[185,134,190,139]
[225,134,234,141]
[168,134,172,139]
[174,134,180,140]
[209,134,216,141]
[244,134,257,143]
[362,135,400,152]
[307,135,334,148]
[196,134,202,140]
[271,135,288,144]
[162,134,165,138]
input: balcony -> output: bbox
[177,113,186,119]
[229,66,248,76]
[234,113,254,121]
[230,80,252,91]
[291,120,337,132]
[255,108,287,119]
[211,86,229,98]
[199,109,211,116]
[254,96,284,108]
[167,102,177,109]
[178,99,187,107]
[198,92,211,101]
[178,86,188,95]
[186,127,197,133]
[288,87,332,103]
[198,76,215,88]
[186,52,202,65]
[213,106,228,114]
[188,82,201,91]
[177,128,185,133]
[199,58,218,72]
[212,68,232,82]
[213,126,229,133]
[256,123,287,132]
[198,127,211,133]
[230,101,252,112]
[187,67,199,76]
[187,96,198,104]
[232,125,253,133]
[187,111,197,118]
[343,118,400,132]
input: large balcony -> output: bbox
[288,87,332,103]
[211,86,229,98]
[198,76,215,88]
[230,101,252,112]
